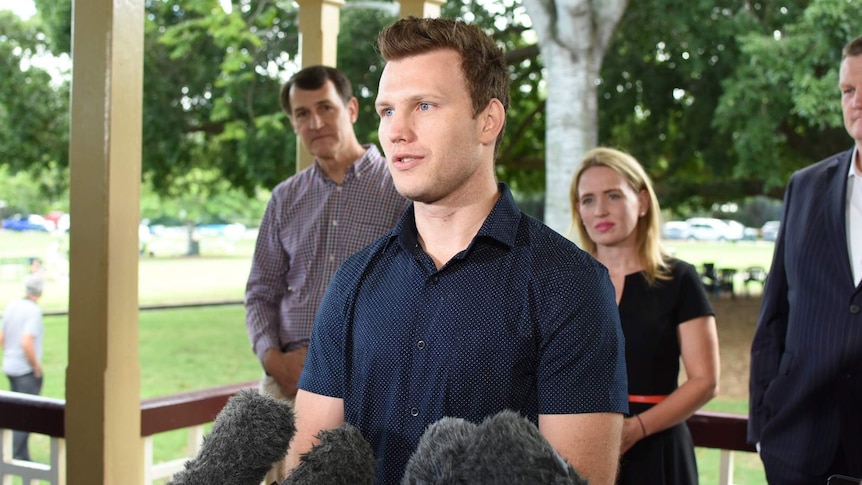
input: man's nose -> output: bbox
[385,113,411,143]
[308,112,324,129]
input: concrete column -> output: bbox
[398,0,446,18]
[66,0,144,483]
[294,0,345,171]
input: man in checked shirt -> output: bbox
[244,66,408,480]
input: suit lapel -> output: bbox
[824,149,855,288]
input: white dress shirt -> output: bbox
[847,147,862,286]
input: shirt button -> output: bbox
[417,340,425,349]
[410,407,419,417]
[336,186,343,192]
[328,255,335,262]
[851,304,860,314]
[431,276,439,284]
[332,220,338,226]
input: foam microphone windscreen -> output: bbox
[402,410,588,485]
[282,422,376,485]
[168,389,297,485]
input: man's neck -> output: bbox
[318,143,367,184]
[414,180,500,270]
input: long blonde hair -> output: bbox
[569,147,670,284]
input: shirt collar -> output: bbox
[849,146,860,179]
[391,182,521,252]
[311,144,379,182]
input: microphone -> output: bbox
[402,410,587,485]
[282,422,376,485]
[168,389,297,485]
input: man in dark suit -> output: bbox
[749,34,862,484]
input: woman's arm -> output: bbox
[621,315,719,453]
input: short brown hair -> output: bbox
[842,35,862,58]
[279,65,354,115]
[377,17,509,151]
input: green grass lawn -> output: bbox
[665,239,775,272]
[0,231,773,483]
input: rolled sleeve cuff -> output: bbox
[254,335,279,364]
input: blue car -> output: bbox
[2,214,50,232]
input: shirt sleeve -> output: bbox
[245,191,290,363]
[673,259,715,324]
[536,258,629,415]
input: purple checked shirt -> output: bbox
[245,144,408,363]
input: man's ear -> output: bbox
[347,96,360,124]
[478,98,505,146]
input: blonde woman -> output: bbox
[571,147,720,484]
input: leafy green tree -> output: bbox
[0,10,69,202]
[599,0,860,210]
[16,0,862,226]
[713,0,862,191]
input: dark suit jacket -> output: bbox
[749,148,862,475]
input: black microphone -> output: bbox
[282,422,376,485]
[402,410,587,485]
[168,389,297,485]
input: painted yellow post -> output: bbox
[398,0,446,18]
[66,0,144,483]
[294,0,345,171]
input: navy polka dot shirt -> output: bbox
[299,183,628,485]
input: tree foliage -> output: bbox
[600,0,861,209]
[5,0,862,219]
[0,11,69,201]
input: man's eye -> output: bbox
[381,108,394,117]
[419,103,431,111]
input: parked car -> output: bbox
[684,217,744,241]
[742,226,760,241]
[662,221,690,240]
[43,211,70,232]
[761,220,780,241]
[1,214,51,232]
[723,220,746,240]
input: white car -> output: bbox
[662,221,690,240]
[761,220,780,241]
[684,218,744,241]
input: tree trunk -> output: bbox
[521,0,629,237]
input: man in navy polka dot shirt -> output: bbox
[285,17,629,485]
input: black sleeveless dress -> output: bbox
[616,259,714,485]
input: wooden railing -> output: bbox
[1,385,756,484]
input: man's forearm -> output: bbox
[21,337,41,373]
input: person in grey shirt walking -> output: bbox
[1,273,45,461]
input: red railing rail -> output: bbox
[0,390,65,437]
[140,380,257,436]
[0,385,755,450]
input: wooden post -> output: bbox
[294,0,345,171]
[66,0,144,482]
[398,0,446,19]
